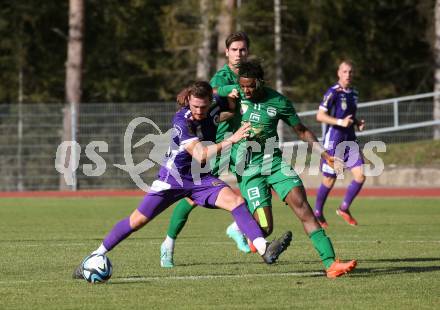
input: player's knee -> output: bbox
[322,176,336,188]
[232,195,245,208]
[130,211,149,230]
[354,174,366,184]
[185,198,198,207]
[286,190,308,209]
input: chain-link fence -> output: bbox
[1,93,438,191]
[0,102,176,191]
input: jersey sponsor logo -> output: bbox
[247,187,260,200]
[267,107,277,117]
[249,112,260,122]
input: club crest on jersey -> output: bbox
[211,181,223,186]
[341,96,347,110]
[240,103,249,115]
[249,112,260,122]
[267,107,277,117]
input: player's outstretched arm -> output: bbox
[185,122,250,163]
[291,122,343,173]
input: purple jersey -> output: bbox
[158,95,226,183]
[319,84,363,176]
[320,83,359,149]
[137,95,230,218]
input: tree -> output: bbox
[435,0,440,139]
[216,0,236,70]
[60,0,84,190]
[196,0,214,80]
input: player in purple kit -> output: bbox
[73,81,292,279]
[314,60,366,227]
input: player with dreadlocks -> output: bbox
[230,60,357,278]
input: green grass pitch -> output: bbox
[0,196,439,309]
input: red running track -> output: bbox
[0,188,439,198]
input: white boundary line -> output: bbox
[0,271,324,285]
[113,271,324,283]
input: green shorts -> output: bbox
[237,157,303,214]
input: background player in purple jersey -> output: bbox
[314,60,366,227]
[73,81,292,279]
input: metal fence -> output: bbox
[1,92,439,191]
[281,92,440,146]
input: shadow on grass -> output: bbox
[277,257,440,278]
[351,265,440,277]
[98,257,440,284]
[361,257,440,263]
[177,260,263,267]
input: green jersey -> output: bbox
[210,64,241,143]
[238,87,300,164]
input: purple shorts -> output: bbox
[321,141,364,178]
[137,174,229,220]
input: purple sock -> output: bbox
[340,180,364,211]
[102,217,134,251]
[314,184,332,217]
[231,203,263,242]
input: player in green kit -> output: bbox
[232,61,357,278]
[160,32,252,268]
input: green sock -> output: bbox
[166,199,196,239]
[309,228,336,269]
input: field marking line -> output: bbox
[0,271,324,285]
[113,271,324,283]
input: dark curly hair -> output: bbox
[238,60,264,82]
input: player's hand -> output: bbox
[227,88,239,99]
[322,153,344,175]
[227,122,251,144]
[339,115,354,127]
[357,119,366,131]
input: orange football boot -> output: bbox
[336,209,358,226]
[326,259,357,278]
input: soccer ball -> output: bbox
[82,254,112,283]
